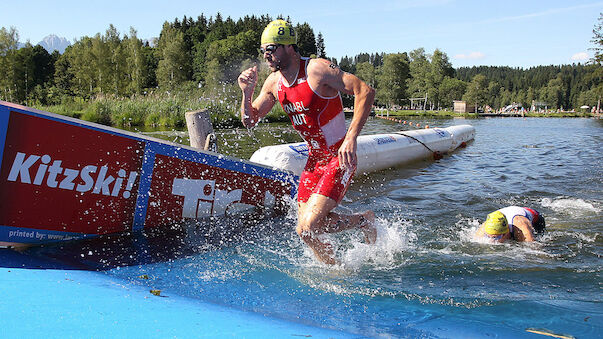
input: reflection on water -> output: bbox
[16,117,603,337]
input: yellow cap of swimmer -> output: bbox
[261,20,297,45]
[483,211,509,235]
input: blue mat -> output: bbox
[0,249,350,338]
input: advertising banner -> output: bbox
[0,101,296,245]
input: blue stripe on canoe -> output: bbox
[0,105,10,172]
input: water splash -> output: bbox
[340,216,417,270]
[541,197,601,214]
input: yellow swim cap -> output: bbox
[261,19,297,45]
[483,211,509,235]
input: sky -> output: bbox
[4,0,602,68]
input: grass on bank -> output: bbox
[33,84,291,129]
[32,87,596,130]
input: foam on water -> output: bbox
[340,216,417,270]
[540,229,599,244]
[541,197,601,214]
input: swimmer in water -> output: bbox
[475,206,546,243]
[237,20,376,265]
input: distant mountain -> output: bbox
[37,35,71,54]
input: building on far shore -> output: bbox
[453,101,475,113]
[531,100,548,112]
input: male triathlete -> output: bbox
[237,20,376,264]
[475,206,546,242]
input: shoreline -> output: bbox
[370,109,598,119]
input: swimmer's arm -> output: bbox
[512,216,535,242]
[238,67,277,128]
[338,68,375,143]
[310,59,375,168]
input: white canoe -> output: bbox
[249,125,475,177]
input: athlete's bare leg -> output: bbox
[357,210,377,244]
[317,209,376,244]
[297,194,376,264]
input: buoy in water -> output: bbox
[250,125,476,177]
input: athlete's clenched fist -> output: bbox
[238,65,258,96]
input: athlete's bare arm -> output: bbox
[512,216,535,242]
[307,59,375,169]
[238,66,278,128]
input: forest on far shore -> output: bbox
[0,13,601,127]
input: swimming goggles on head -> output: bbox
[260,44,281,54]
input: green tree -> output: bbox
[105,25,128,96]
[31,45,54,87]
[53,49,74,97]
[487,81,500,108]
[577,87,600,107]
[355,61,376,88]
[141,43,158,89]
[68,37,96,96]
[456,64,599,110]
[376,53,409,108]
[543,76,565,109]
[515,90,527,108]
[526,87,535,108]
[191,17,230,84]
[204,30,257,88]
[589,13,603,112]
[0,26,19,101]
[463,74,489,110]
[338,55,354,73]
[498,87,512,109]
[427,49,454,108]
[12,42,35,103]
[0,26,19,55]
[125,27,146,94]
[590,12,602,64]
[316,32,325,58]
[27,45,54,104]
[439,76,466,108]
[295,23,316,57]
[407,48,429,106]
[90,33,111,94]
[6,43,55,104]
[156,23,190,89]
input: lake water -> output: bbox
[31,117,603,337]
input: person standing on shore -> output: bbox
[237,19,376,265]
[475,206,546,243]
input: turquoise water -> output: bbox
[26,117,603,337]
